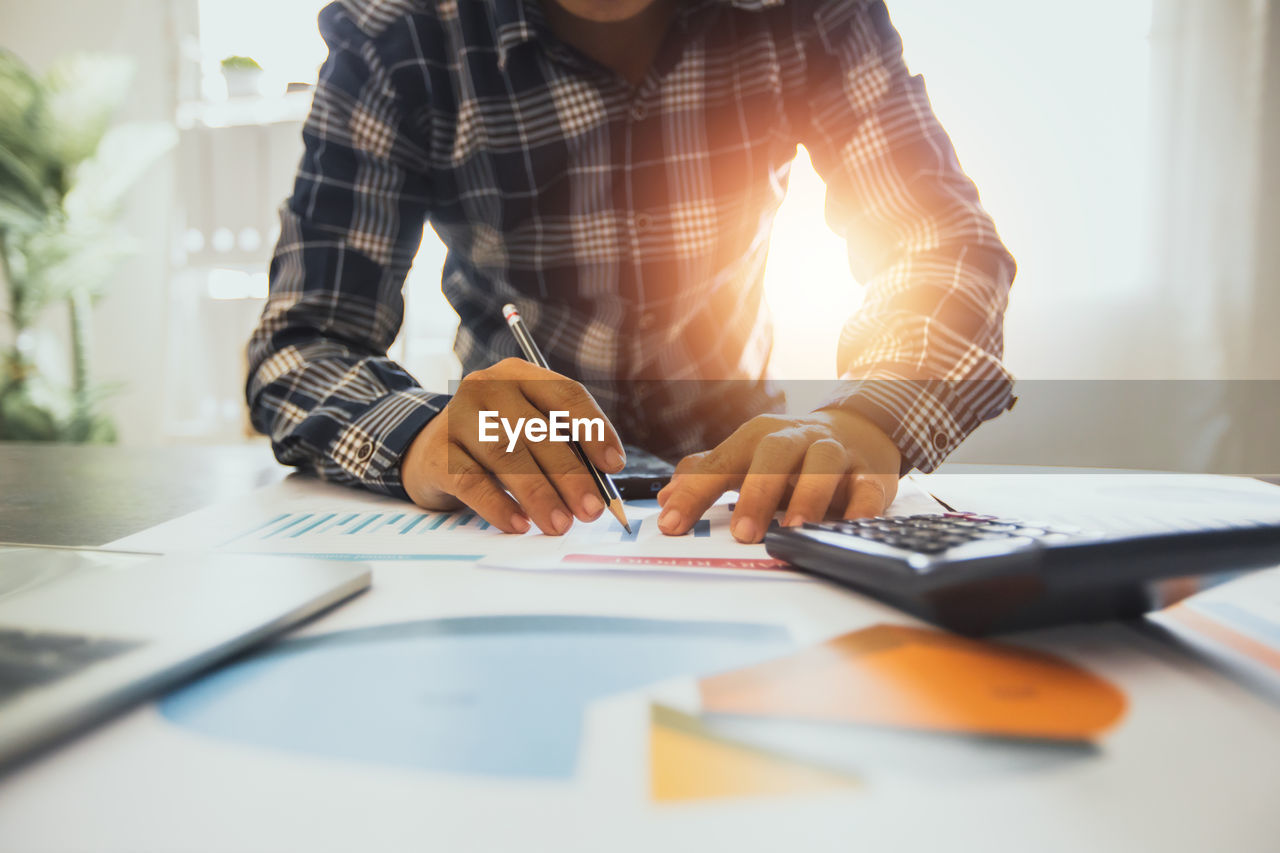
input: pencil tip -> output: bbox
[608,500,632,534]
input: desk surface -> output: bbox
[0,442,285,547]
[2,445,1280,852]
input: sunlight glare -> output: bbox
[762,147,866,381]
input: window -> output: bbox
[762,0,1157,381]
[196,0,329,101]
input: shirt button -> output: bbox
[630,102,647,121]
[357,441,374,461]
[634,212,652,233]
[933,431,949,451]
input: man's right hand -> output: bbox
[400,358,626,535]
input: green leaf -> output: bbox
[0,196,45,233]
[19,222,133,305]
[0,51,43,158]
[64,121,176,221]
[220,55,263,71]
[39,54,136,170]
[0,380,61,441]
[0,140,52,229]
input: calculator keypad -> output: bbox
[801,513,1077,555]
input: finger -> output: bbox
[655,477,677,506]
[842,473,891,520]
[445,443,530,534]
[516,371,626,473]
[475,438,575,536]
[657,453,705,506]
[783,439,850,527]
[731,431,809,543]
[656,450,737,536]
[487,398,604,522]
[527,436,608,522]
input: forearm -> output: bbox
[247,324,449,497]
[824,245,1016,473]
[791,0,1017,472]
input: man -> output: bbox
[248,0,1015,543]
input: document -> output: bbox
[476,476,940,578]
[108,477,509,559]
[698,623,1127,741]
[1151,567,1280,698]
[108,474,942,579]
[646,623,1129,796]
[648,703,858,802]
[917,469,1280,535]
[158,614,793,780]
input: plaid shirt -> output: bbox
[249,0,1016,499]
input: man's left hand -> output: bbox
[656,410,902,543]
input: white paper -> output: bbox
[917,469,1280,535]
[479,476,943,578]
[1149,566,1280,699]
[108,477,508,558]
[107,474,942,580]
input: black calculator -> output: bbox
[613,445,676,500]
[764,512,1280,635]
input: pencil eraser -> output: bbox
[502,304,519,323]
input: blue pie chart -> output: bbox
[159,615,790,779]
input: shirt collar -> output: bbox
[493,0,786,69]
[493,0,540,69]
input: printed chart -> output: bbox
[218,508,501,559]
[158,615,792,779]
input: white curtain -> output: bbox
[1145,0,1279,474]
[1147,0,1275,379]
[947,0,1280,474]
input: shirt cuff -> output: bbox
[819,367,1016,475]
[327,388,451,500]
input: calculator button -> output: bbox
[917,544,949,554]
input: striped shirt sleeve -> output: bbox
[246,5,446,498]
[794,0,1017,473]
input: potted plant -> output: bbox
[0,50,175,442]
[220,55,263,98]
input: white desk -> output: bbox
[2,465,1279,852]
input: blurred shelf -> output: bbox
[177,91,312,130]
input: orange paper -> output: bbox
[649,705,857,802]
[699,624,1126,741]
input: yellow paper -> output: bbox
[649,705,857,802]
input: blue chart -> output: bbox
[219,508,497,559]
[227,510,490,543]
[218,507,712,558]
[158,615,791,779]
[611,518,708,542]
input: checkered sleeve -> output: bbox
[793,0,1017,473]
[246,4,446,499]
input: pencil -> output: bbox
[502,304,633,534]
